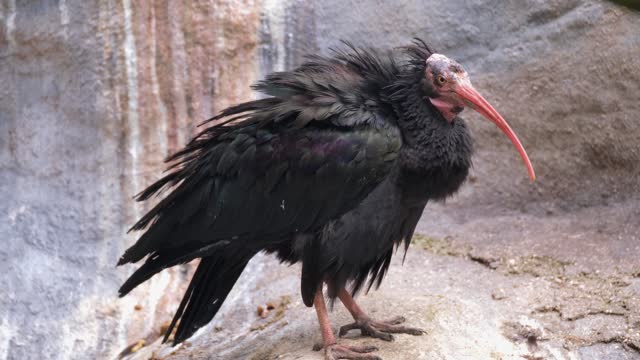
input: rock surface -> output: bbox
[1,1,260,358]
[1,0,639,359]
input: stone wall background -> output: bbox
[1,1,638,359]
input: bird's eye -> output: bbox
[437,75,447,85]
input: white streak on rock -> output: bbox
[169,2,189,144]
[59,0,69,39]
[6,0,16,48]
[263,0,288,72]
[149,4,168,158]
[0,317,15,360]
[122,0,141,220]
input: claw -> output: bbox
[339,316,425,342]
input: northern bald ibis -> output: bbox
[118,39,534,360]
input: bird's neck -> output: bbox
[388,83,474,202]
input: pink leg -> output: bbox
[313,288,381,360]
[337,288,425,342]
[314,287,337,347]
[338,288,369,319]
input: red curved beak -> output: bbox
[455,83,536,181]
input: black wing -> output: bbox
[118,121,401,267]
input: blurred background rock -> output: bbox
[1,1,638,359]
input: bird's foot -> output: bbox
[324,343,380,360]
[339,316,425,341]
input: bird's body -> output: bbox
[118,40,532,359]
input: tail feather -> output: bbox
[167,250,254,344]
[163,256,209,343]
[118,240,230,297]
